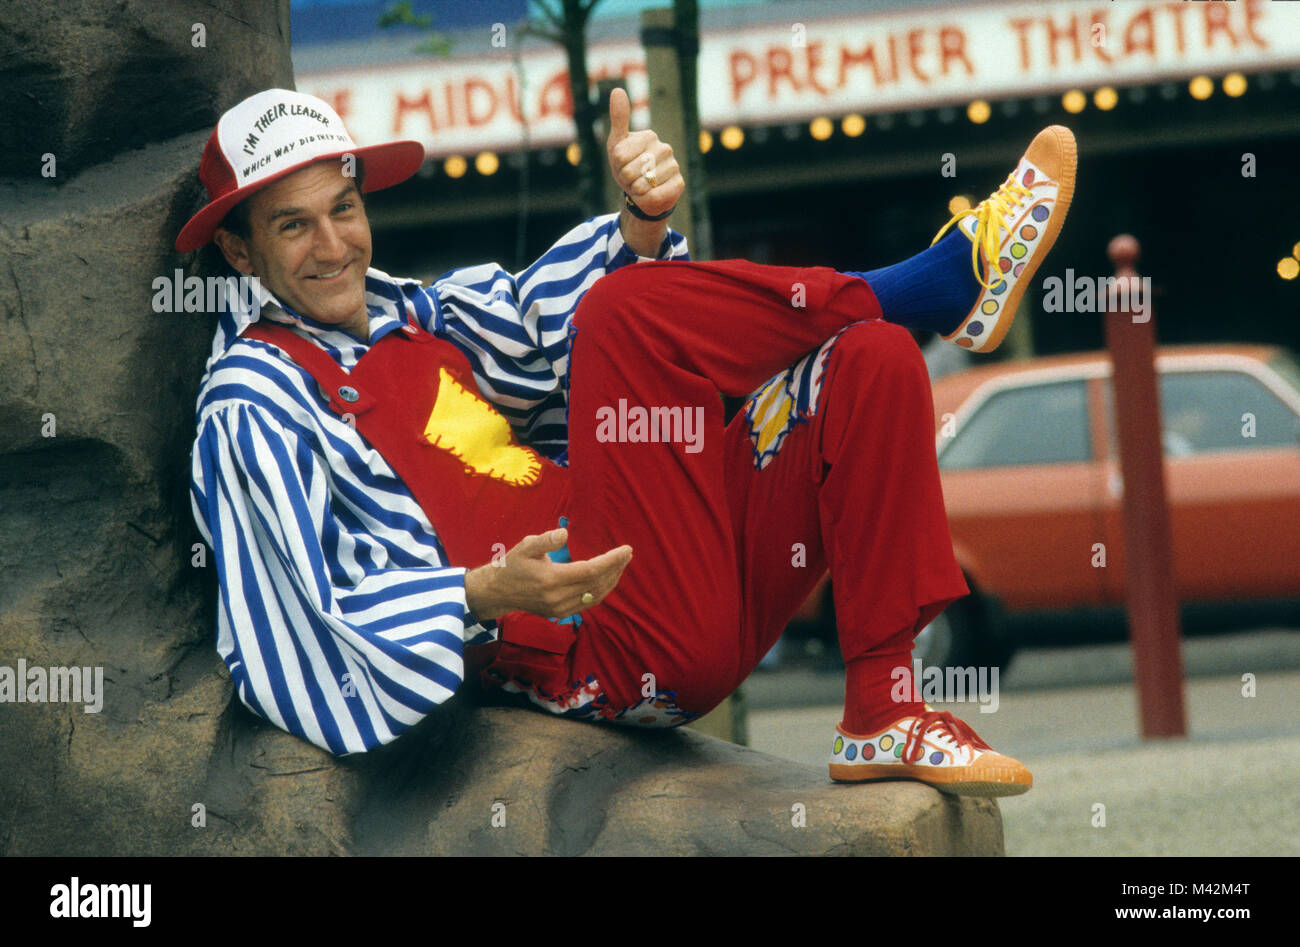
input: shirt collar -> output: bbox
[225,267,408,348]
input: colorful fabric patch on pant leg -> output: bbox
[744,329,844,470]
[483,671,701,728]
[606,692,702,728]
[486,670,609,719]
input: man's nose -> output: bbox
[314,217,347,259]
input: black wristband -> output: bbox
[623,192,676,222]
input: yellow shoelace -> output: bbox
[931,174,1034,291]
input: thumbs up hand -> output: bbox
[606,87,684,222]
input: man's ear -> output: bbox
[213,228,253,275]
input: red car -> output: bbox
[790,344,1300,669]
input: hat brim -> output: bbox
[175,139,425,252]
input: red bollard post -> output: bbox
[1103,235,1187,738]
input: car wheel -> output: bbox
[914,606,975,669]
[913,610,957,668]
[915,591,1016,673]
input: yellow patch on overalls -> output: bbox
[423,367,542,485]
[750,377,795,457]
[744,331,840,470]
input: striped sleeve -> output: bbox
[419,214,689,460]
[191,400,474,756]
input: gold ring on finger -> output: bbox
[581,591,595,605]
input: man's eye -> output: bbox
[335,202,353,213]
[281,220,302,232]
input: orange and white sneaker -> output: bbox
[934,125,1077,354]
[828,709,1033,797]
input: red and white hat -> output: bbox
[175,88,424,252]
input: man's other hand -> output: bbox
[607,87,683,220]
[464,528,633,622]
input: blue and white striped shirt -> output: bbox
[190,214,688,755]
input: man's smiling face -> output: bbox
[215,160,372,338]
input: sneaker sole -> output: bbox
[948,125,1078,354]
[829,762,1033,798]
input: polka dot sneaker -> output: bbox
[828,709,1033,797]
[933,125,1077,354]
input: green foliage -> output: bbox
[378,1,453,57]
[379,1,430,29]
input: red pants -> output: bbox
[487,259,968,716]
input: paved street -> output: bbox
[743,628,1300,856]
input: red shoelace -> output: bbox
[901,710,993,764]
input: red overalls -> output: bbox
[244,259,968,727]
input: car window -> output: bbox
[940,380,1091,470]
[1159,370,1299,454]
[1102,368,1300,456]
[1268,353,1300,400]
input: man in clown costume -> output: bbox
[184,87,1074,797]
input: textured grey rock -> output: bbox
[352,705,1004,856]
[0,0,293,178]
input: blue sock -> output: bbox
[845,229,982,336]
